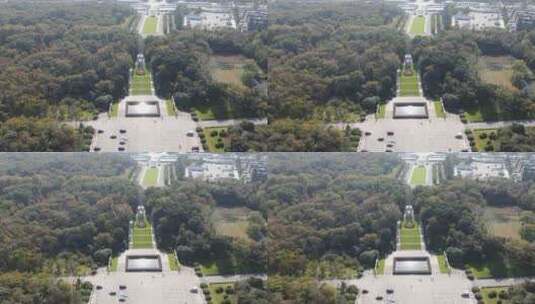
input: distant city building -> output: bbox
[508,8,535,31]
[184,154,267,182]
[241,10,268,31]
[452,10,504,30]
[454,154,510,180]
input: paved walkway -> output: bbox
[473,277,535,288]
[198,118,268,128]
[201,274,267,284]
[466,119,535,129]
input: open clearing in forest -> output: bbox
[209,54,256,89]
[477,56,517,91]
[211,207,253,242]
[483,207,522,240]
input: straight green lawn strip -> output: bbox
[133,219,153,249]
[131,72,152,95]
[433,101,445,118]
[165,99,176,116]
[168,253,180,271]
[410,166,427,186]
[376,104,386,119]
[110,103,119,118]
[142,167,159,188]
[143,16,157,34]
[400,223,421,250]
[376,258,385,275]
[436,254,449,273]
[110,256,119,272]
[399,73,420,96]
[208,283,237,304]
[410,15,426,35]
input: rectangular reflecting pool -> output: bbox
[393,256,431,275]
[126,255,162,272]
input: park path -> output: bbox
[200,274,267,284]
[473,277,535,288]
[198,118,268,128]
[466,119,535,129]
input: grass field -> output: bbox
[399,71,420,96]
[211,207,252,241]
[473,128,498,152]
[133,219,153,249]
[165,99,176,116]
[200,257,238,276]
[131,71,152,95]
[433,101,445,118]
[110,103,119,118]
[400,222,421,250]
[204,127,230,152]
[208,283,237,304]
[209,55,257,89]
[478,56,517,92]
[193,103,234,121]
[142,16,158,34]
[483,207,523,240]
[142,167,159,188]
[436,254,449,273]
[481,287,511,304]
[410,165,427,186]
[410,16,426,35]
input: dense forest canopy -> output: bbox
[268,0,407,121]
[0,154,138,303]
[145,30,268,119]
[0,1,137,151]
[414,29,535,120]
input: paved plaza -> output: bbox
[348,115,469,152]
[81,249,204,304]
[85,96,201,152]
[355,270,475,304]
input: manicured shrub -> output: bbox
[474,292,482,300]
[196,127,202,133]
[488,290,497,298]
[479,132,487,139]
[215,142,224,149]
[220,129,228,137]
[498,290,509,299]
[472,287,480,293]
[200,283,207,289]
[467,274,475,280]
[210,130,218,137]
[216,287,224,294]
